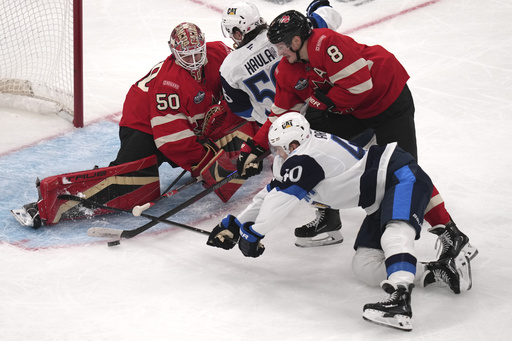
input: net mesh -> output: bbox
[0,0,75,117]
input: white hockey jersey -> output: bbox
[237,131,397,236]
[220,31,278,125]
[220,7,343,125]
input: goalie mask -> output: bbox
[269,112,311,156]
[169,22,207,80]
[221,2,262,45]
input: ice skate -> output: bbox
[294,208,343,247]
[11,202,42,229]
[420,254,472,293]
[429,221,478,261]
[363,280,413,332]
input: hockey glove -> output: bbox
[305,89,337,131]
[202,104,228,140]
[239,222,265,258]
[306,0,332,28]
[237,138,266,180]
[207,215,241,250]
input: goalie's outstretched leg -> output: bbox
[294,207,343,247]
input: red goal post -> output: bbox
[0,0,83,128]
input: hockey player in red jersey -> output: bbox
[11,22,257,229]
[111,22,258,204]
[238,10,478,259]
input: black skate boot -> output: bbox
[11,202,42,229]
[429,220,478,261]
[420,255,472,293]
[294,208,343,247]
[363,280,414,332]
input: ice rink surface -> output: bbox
[1,0,511,339]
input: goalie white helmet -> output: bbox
[221,2,263,44]
[169,22,207,74]
[269,112,311,155]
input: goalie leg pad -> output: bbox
[200,150,245,203]
[38,155,160,225]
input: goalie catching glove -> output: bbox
[206,214,241,249]
[191,142,245,203]
[236,138,267,179]
[202,104,228,141]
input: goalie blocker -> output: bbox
[11,155,160,228]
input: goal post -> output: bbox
[0,0,84,128]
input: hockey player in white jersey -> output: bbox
[206,113,472,332]
[219,0,343,247]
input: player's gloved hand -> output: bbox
[239,222,265,258]
[202,104,228,140]
[237,138,266,179]
[306,0,331,28]
[306,0,331,15]
[207,215,241,250]
[305,89,337,130]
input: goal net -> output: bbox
[0,0,83,127]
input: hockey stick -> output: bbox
[161,169,188,195]
[132,177,198,216]
[87,150,270,240]
[57,194,211,236]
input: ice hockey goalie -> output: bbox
[11,155,160,229]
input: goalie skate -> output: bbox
[11,202,41,229]
[295,208,343,247]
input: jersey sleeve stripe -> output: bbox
[328,58,368,83]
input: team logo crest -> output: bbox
[294,78,308,91]
[280,15,290,23]
[194,91,205,104]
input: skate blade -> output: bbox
[295,231,343,248]
[362,309,412,332]
[462,242,478,261]
[455,255,472,291]
[10,208,34,227]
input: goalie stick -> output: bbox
[87,150,270,240]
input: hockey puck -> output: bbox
[108,240,121,247]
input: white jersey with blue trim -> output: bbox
[237,131,397,236]
[219,7,342,125]
[220,31,278,125]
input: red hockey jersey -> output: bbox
[252,28,410,148]
[119,41,233,172]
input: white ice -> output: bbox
[1,0,512,340]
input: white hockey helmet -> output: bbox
[221,2,263,44]
[169,22,207,72]
[269,112,311,155]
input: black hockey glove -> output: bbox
[237,138,266,180]
[305,89,337,131]
[207,215,241,250]
[238,222,265,258]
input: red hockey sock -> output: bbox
[423,185,451,227]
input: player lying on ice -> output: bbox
[11,22,258,229]
[206,112,474,332]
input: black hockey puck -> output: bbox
[108,240,121,247]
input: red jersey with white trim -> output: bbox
[250,29,410,149]
[119,41,232,172]
[306,28,409,118]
